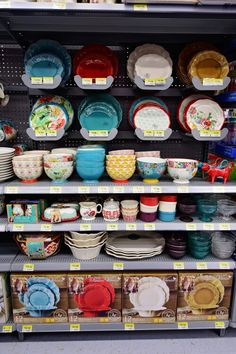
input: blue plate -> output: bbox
[79,102,118,131]
[26,53,64,79]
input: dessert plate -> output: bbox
[135,54,172,80]
[133,102,170,131]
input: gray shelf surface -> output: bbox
[0,320,15,333]
[10,253,235,272]
[3,177,236,194]
[6,216,236,232]
[0,217,7,232]
[15,320,229,333]
[0,246,19,271]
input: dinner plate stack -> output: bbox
[0,147,15,182]
[105,231,165,259]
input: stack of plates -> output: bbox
[0,147,15,182]
[105,232,165,259]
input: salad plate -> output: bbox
[133,102,170,131]
[25,53,64,79]
[135,54,172,80]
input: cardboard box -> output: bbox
[68,273,122,323]
[122,272,178,323]
[7,199,46,223]
[0,273,11,323]
[11,273,68,324]
[177,271,233,321]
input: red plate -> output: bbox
[76,54,113,78]
[74,284,112,311]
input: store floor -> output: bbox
[1,329,236,354]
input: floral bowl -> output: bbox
[43,161,74,169]
[136,157,166,183]
[44,153,74,163]
[106,165,135,183]
[135,151,160,158]
[13,160,42,169]
[167,158,198,184]
[44,164,74,183]
[14,155,43,162]
[13,165,43,183]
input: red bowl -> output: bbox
[140,194,159,206]
[160,195,177,202]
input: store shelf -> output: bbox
[0,217,7,232]
[0,246,19,272]
[15,320,229,333]
[3,178,236,194]
[0,321,15,334]
[10,252,235,272]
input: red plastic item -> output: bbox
[140,195,159,206]
[160,195,177,202]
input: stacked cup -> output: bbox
[139,195,159,222]
[121,200,139,222]
[159,195,177,222]
[188,232,211,259]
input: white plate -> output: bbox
[130,282,167,310]
[0,148,15,155]
[133,105,170,131]
[135,54,172,80]
[105,249,162,260]
[106,233,165,252]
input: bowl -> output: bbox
[140,202,158,213]
[140,195,159,206]
[68,231,106,241]
[167,158,198,184]
[106,155,136,162]
[13,165,43,183]
[135,151,160,158]
[44,164,74,183]
[139,211,157,222]
[121,200,139,209]
[109,150,135,155]
[106,161,136,169]
[65,233,107,247]
[13,155,43,162]
[106,165,135,183]
[51,148,77,156]
[24,150,50,156]
[13,161,42,169]
[44,153,74,163]
[197,199,217,222]
[44,161,74,169]
[76,154,105,163]
[65,241,105,260]
[159,210,176,222]
[76,165,105,183]
[76,160,104,168]
[136,157,166,183]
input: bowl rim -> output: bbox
[137,157,166,163]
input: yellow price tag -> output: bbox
[153,318,163,323]
[35,127,47,137]
[177,186,189,193]
[47,129,57,137]
[70,324,81,332]
[150,186,162,193]
[173,262,185,270]
[5,186,18,194]
[132,186,145,193]
[88,130,109,138]
[106,224,118,231]
[45,318,55,323]
[82,78,93,85]
[43,77,54,85]
[126,223,137,231]
[215,321,225,329]
[113,186,125,193]
[178,322,188,329]
[70,262,81,271]
[200,130,221,138]
[186,223,197,231]
[98,186,110,193]
[12,224,24,232]
[100,318,109,323]
[23,263,35,272]
[203,223,215,231]
[22,325,32,333]
[95,78,107,85]
[144,223,155,231]
[2,325,13,333]
[219,262,230,270]
[31,77,42,85]
[219,223,231,231]
[113,262,124,270]
[203,78,223,86]
[124,323,135,330]
[40,224,52,232]
[52,0,66,9]
[80,224,91,231]
[49,186,62,194]
[196,262,208,270]
[144,78,165,85]
[78,186,91,194]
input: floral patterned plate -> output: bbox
[184,98,225,132]
[133,102,170,131]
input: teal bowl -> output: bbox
[190,250,210,259]
[76,160,104,168]
[76,165,105,183]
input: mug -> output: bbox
[0,120,17,142]
[79,202,102,221]
[13,144,28,156]
[0,83,9,107]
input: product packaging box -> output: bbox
[0,273,11,323]
[7,199,47,223]
[11,273,68,323]
[68,273,122,323]
[122,272,178,323]
[177,271,233,321]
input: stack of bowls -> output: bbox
[43,153,74,184]
[0,147,15,182]
[106,150,136,183]
[136,157,166,183]
[166,233,187,259]
[121,200,139,222]
[211,232,236,259]
[135,151,160,159]
[178,197,197,222]
[197,198,217,222]
[64,231,107,260]
[188,232,211,259]
[13,154,43,183]
[76,145,105,183]
[139,195,159,222]
[159,195,177,222]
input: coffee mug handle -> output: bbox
[96,204,103,213]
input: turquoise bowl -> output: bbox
[76,165,105,183]
[76,155,105,163]
[76,160,104,168]
[137,157,166,183]
[190,250,209,259]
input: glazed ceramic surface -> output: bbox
[44,164,73,183]
[137,157,166,182]
[167,159,198,184]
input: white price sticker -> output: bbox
[177,186,189,193]
[5,186,18,194]
[43,77,54,85]
[82,78,93,85]
[178,322,188,329]
[78,186,91,194]
[70,263,81,271]
[95,78,107,85]
[200,130,221,138]
[219,223,231,231]
[215,321,225,329]
[22,325,32,333]
[113,186,125,193]
[98,186,110,194]
[31,77,43,85]
[23,263,35,272]
[132,186,145,194]
[2,325,13,333]
[40,224,52,232]
[49,186,62,194]
[124,323,135,331]
[150,186,162,193]
[88,130,109,138]
[186,223,197,231]
[113,262,124,270]
[144,78,165,86]
[126,223,137,231]
[52,0,66,9]
[80,224,91,231]
[70,324,81,332]
[106,224,118,231]
[219,262,230,270]
[173,262,185,270]
[144,223,156,231]
[12,224,24,232]
[203,78,223,86]
[196,262,208,270]
[143,130,165,137]
[203,223,215,231]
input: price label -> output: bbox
[213,186,225,193]
[52,0,66,8]
[203,78,223,86]
[177,186,189,193]
[150,186,162,193]
[196,262,208,270]
[215,321,225,329]
[113,186,124,193]
[144,223,156,231]
[178,322,188,329]
[100,318,108,323]
[124,323,135,331]
[88,130,109,138]
[49,186,62,194]
[12,224,24,232]
[219,223,231,231]
[132,186,145,194]
[186,223,197,231]
[80,224,91,231]
[219,261,230,270]
[35,127,47,137]
[113,262,124,270]
[126,223,137,231]
[70,262,81,271]
[173,262,185,270]
[22,325,32,333]
[47,129,57,137]
[153,318,163,323]
[81,78,93,85]
[2,325,13,333]
[43,77,54,85]
[143,130,165,138]
[78,186,91,194]
[200,130,221,138]
[45,318,55,323]
[0,1,11,8]
[203,223,215,231]
[98,186,110,193]
[5,186,18,194]
[70,324,81,332]
[23,263,35,272]
[31,77,43,85]
[95,78,107,85]
[107,223,118,231]
[144,78,165,86]
[40,224,52,232]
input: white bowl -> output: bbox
[13,166,43,182]
[140,202,158,213]
[65,234,107,247]
[121,200,139,209]
[65,241,105,260]
[24,150,50,156]
[159,201,177,212]
[14,155,42,162]
[51,148,77,156]
[13,161,42,168]
[167,158,198,184]
[68,231,106,241]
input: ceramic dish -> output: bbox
[68,231,106,241]
[167,158,198,184]
[134,53,172,80]
[25,53,64,79]
[133,102,170,131]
